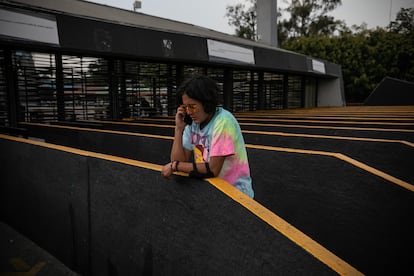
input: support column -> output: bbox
[223,69,233,111]
[55,53,65,121]
[283,74,289,109]
[257,0,278,47]
[108,59,119,120]
[257,71,264,110]
[4,49,18,127]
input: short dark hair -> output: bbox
[176,75,218,113]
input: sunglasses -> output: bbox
[180,104,198,112]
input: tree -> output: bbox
[226,0,346,43]
[280,0,345,39]
[226,0,257,40]
[226,2,414,104]
[388,7,414,34]
[283,28,414,103]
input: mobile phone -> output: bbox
[184,114,192,125]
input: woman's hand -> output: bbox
[175,106,187,129]
[161,162,173,177]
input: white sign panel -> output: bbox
[0,9,59,45]
[207,39,255,64]
[312,59,326,74]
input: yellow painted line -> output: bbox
[126,117,173,123]
[246,144,414,193]
[237,117,414,126]
[20,122,174,140]
[2,258,46,275]
[207,177,364,276]
[126,116,414,126]
[88,120,414,146]
[239,122,414,133]
[81,119,176,129]
[0,134,162,172]
[236,112,414,116]
[9,257,31,271]
[238,115,414,119]
[82,119,414,133]
[242,130,414,148]
[236,113,414,119]
[235,106,414,115]
[82,118,414,134]
[401,141,414,147]
[247,144,332,156]
[334,153,414,193]
[0,133,363,276]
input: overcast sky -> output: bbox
[87,0,414,34]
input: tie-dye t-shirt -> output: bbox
[182,107,254,198]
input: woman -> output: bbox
[161,75,254,198]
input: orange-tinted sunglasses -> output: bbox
[180,104,198,112]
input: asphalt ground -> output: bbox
[0,221,79,275]
[3,105,414,275]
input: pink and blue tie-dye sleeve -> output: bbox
[209,116,236,158]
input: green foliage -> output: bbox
[388,7,414,34]
[226,0,347,41]
[226,0,257,40]
[279,0,345,38]
[225,2,414,103]
[283,28,414,103]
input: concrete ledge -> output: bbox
[0,137,90,274]
[19,122,171,164]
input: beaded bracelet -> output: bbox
[171,160,180,172]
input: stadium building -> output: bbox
[0,0,345,126]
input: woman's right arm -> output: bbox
[170,106,191,161]
[170,127,191,161]
[161,107,191,177]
